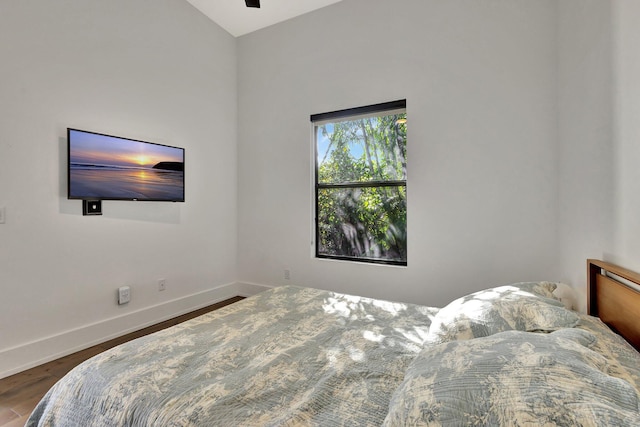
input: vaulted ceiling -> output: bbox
[185,0,344,37]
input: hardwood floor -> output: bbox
[0,296,244,427]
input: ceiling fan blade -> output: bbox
[245,0,260,7]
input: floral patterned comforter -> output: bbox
[26,283,640,426]
[27,286,438,426]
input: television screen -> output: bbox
[68,128,185,202]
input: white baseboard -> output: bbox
[0,282,271,379]
[235,281,273,297]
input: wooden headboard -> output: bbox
[587,259,640,351]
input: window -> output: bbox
[312,100,407,265]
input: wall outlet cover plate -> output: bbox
[118,286,131,305]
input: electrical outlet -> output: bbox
[284,269,291,280]
[0,207,5,224]
[118,286,131,305]
[158,279,166,291]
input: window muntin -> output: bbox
[312,100,407,265]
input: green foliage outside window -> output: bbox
[315,110,407,264]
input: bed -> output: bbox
[26,259,640,426]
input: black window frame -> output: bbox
[311,99,407,266]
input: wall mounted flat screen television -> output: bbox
[68,128,185,202]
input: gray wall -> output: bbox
[237,0,560,306]
[557,0,614,312]
[0,0,238,376]
[609,0,640,274]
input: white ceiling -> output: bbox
[185,0,344,37]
